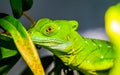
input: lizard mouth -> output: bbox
[32,38,64,46]
[36,41,62,46]
[30,35,71,50]
[31,37,71,50]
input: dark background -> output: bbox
[0,0,120,38]
[0,0,120,75]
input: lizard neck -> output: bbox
[48,31,85,56]
[56,31,86,67]
[48,31,86,65]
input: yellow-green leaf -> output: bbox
[0,16,45,75]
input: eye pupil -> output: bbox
[46,26,54,32]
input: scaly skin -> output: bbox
[28,18,115,75]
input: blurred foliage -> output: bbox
[10,0,33,18]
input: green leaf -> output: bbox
[10,0,22,18]
[0,34,18,59]
[22,0,33,11]
[0,54,20,75]
[0,34,19,74]
[0,16,45,75]
[0,47,17,59]
[10,0,33,18]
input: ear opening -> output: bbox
[69,20,79,30]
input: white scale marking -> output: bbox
[85,41,88,44]
[100,56,104,59]
[99,44,102,47]
[107,45,111,48]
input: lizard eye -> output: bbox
[40,22,59,36]
[46,26,54,32]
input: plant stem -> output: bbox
[23,12,36,24]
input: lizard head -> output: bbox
[28,18,79,54]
